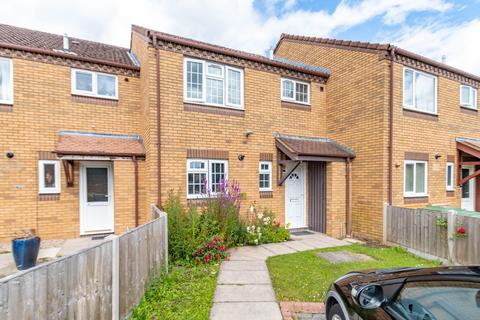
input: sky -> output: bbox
[1,0,479,74]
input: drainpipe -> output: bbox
[153,34,162,207]
[388,46,396,205]
[133,155,139,227]
[345,158,351,237]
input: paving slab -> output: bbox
[221,260,268,271]
[214,284,276,302]
[283,240,318,252]
[218,270,271,285]
[261,242,298,255]
[210,302,282,320]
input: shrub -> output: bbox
[192,235,228,265]
[245,207,290,245]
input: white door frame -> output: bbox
[285,162,307,229]
[79,161,115,235]
[461,165,475,211]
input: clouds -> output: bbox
[0,0,478,74]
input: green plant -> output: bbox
[192,235,228,265]
[436,217,448,229]
[245,206,290,245]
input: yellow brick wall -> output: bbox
[326,161,347,238]
[0,57,145,241]
[276,41,389,240]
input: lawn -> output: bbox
[130,264,219,320]
[267,244,441,302]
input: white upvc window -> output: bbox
[259,161,272,191]
[71,69,118,100]
[184,58,243,109]
[281,78,310,104]
[403,67,437,114]
[446,162,454,191]
[404,160,428,197]
[38,160,61,194]
[0,57,13,104]
[186,159,228,199]
[460,85,477,109]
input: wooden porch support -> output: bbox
[277,160,301,186]
[62,160,74,187]
[460,169,480,186]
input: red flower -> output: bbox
[219,245,225,252]
[203,256,210,263]
[457,227,466,234]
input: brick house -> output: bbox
[275,34,480,240]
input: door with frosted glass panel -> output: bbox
[461,166,475,211]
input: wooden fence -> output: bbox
[0,205,168,320]
[384,205,480,265]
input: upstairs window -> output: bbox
[446,162,454,191]
[186,159,228,199]
[184,58,243,109]
[0,58,13,104]
[460,85,477,110]
[71,69,118,100]
[259,161,272,191]
[281,78,310,104]
[403,68,437,114]
[38,160,61,194]
[404,160,428,197]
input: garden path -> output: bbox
[210,232,350,320]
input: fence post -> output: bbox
[164,213,169,274]
[111,235,119,320]
[447,209,457,264]
[383,203,388,243]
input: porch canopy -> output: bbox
[275,134,355,185]
[54,131,146,186]
[456,137,480,186]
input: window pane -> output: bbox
[461,86,470,105]
[206,78,224,105]
[447,165,452,187]
[405,164,414,192]
[97,74,116,97]
[415,73,435,112]
[282,80,294,98]
[296,82,308,102]
[462,169,470,198]
[473,89,477,108]
[86,168,108,202]
[416,163,426,193]
[227,69,241,105]
[186,61,203,99]
[207,64,223,77]
[188,172,206,196]
[404,69,413,106]
[261,163,269,170]
[0,59,12,102]
[190,161,205,169]
[43,164,56,188]
[211,162,226,193]
[76,71,93,92]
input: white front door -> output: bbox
[285,163,307,229]
[80,162,114,235]
[461,166,475,211]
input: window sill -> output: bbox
[281,101,311,111]
[403,108,438,121]
[404,196,429,204]
[260,191,273,198]
[460,106,478,115]
[0,104,13,112]
[184,103,245,117]
[72,95,118,106]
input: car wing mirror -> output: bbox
[351,284,385,309]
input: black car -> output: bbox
[325,266,480,320]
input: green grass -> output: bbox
[267,244,441,302]
[130,264,219,320]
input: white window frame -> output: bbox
[281,78,310,105]
[71,68,118,100]
[38,160,61,194]
[259,161,272,192]
[186,159,229,199]
[403,67,437,115]
[183,58,244,110]
[0,57,13,105]
[404,160,428,197]
[446,162,454,191]
[460,85,477,110]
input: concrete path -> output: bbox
[210,232,350,320]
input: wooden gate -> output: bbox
[308,162,327,233]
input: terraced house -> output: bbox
[1,23,479,242]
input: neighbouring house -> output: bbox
[275,34,480,240]
[1,23,479,243]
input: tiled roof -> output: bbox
[276,33,480,82]
[275,134,355,159]
[55,131,145,157]
[0,24,138,69]
[132,25,330,79]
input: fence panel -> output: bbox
[0,205,168,320]
[385,205,480,264]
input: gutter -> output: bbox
[153,34,162,207]
[133,156,139,227]
[388,46,395,205]
[346,157,351,236]
[0,42,140,71]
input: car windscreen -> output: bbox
[389,280,480,320]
